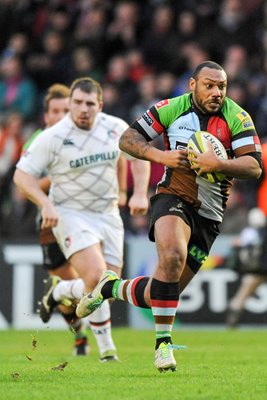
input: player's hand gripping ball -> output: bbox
[187,131,227,183]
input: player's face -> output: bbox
[44,98,69,127]
[69,88,103,130]
[189,67,227,114]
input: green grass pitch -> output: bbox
[0,327,266,400]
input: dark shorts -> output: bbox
[149,193,220,274]
[39,226,66,270]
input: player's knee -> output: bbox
[160,248,185,274]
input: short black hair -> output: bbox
[70,77,103,102]
[192,61,225,79]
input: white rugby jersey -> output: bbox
[17,112,129,213]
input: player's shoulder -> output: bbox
[222,97,255,131]
[41,115,71,137]
[23,128,43,151]
[98,111,129,129]
[154,93,191,126]
[222,97,246,114]
[155,93,191,111]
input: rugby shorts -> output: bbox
[149,193,220,274]
[39,226,66,270]
[52,208,124,268]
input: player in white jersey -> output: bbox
[23,83,91,356]
[14,77,150,362]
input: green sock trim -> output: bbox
[156,331,171,339]
[112,280,121,299]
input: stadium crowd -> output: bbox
[0,0,266,238]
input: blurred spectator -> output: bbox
[176,10,198,45]
[246,74,266,119]
[222,44,249,83]
[102,82,130,122]
[156,72,176,99]
[106,1,142,56]
[173,42,210,96]
[27,30,70,93]
[141,3,178,72]
[255,57,267,139]
[70,46,103,82]
[255,95,267,140]
[0,111,24,228]
[73,1,108,66]
[208,0,263,63]
[226,80,249,110]
[0,54,37,121]
[126,48,152,83]
[2,32,30,63]
[45,4,74,37]
[130,73,160,121]
[105,53,138,109]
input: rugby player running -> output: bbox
[76,61,262,372]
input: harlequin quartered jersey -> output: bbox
[16,112,129,213]
[132,93,262,222]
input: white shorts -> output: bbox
[52,208,124,268]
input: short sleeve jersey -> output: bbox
[16,112,129,213]
[132,93,262,222]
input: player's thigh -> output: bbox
[101,213,124,268]
[154,215,191,263]
[70,243,106,290]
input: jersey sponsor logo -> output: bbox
[69,150,118,168]
[243,121,254,129]
[63,139,75,146]
[141,110,164,135]
[188,245,208,264]
[64,236,71,248]
[143,112,153,126]
[169,203,183,213]
[237,111,254,130]
[107,129,119,139]
[156,99,169,109]
[175,141,187,150]
[178,126,195,132]
[237,111,248,121]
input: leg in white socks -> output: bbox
[53,278,85,302]
[88,300,117,357]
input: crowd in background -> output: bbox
[0,0,266,240]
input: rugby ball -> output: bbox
[187,131,227,183]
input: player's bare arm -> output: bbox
[13,169,59,228]
[188,141,262,179]
[128,158,150,216]
[119,127,190,169]
[117,155,128,207]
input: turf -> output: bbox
[0,328,266,400]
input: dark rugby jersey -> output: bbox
[132,93,262,222]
